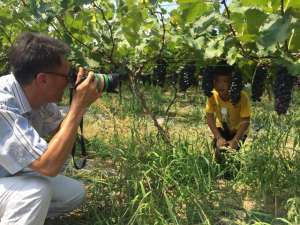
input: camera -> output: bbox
[69,67,120,93]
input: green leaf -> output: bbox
[192,12,228,36]
[84,56,100,69]
[294,119,300,127]
[176,0,213,24]
[226,47,243,65]
[204,37,225,59]
[273,53,300,76]
[258,14,292,48]
[289,21,300,51]
[287,0,300,9]
[240,0,269,7]
[239,0,281,13]
[245,8,268,35]
[230,11,246,35]
[30,0,39,17]
[121,5,143,46]
[192,36,205,50]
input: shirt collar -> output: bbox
[11,74,32,114]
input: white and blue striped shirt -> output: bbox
[0,74,63,177]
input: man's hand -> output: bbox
[70,67,102,115]
[227,138,239,149]
[216,137,227,148]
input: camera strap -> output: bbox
[69,85,87,169]
[71,118,87,169]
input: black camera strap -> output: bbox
[69,83,87,169]
[71,118,87,169]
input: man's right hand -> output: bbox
[70,67,102,115]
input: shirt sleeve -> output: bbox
[205,96,216,114]
[0,107,48,175]
[240,91,251,118]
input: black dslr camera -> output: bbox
[69,67,120,93]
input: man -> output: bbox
[0,32,101,225]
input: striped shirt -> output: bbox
[0,74,63,177]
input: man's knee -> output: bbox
[47,176,85,218]
[23,176,53,205]
[67,180,86,208]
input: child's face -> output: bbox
[213,75,231,100]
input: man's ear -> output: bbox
[35,73,48,86]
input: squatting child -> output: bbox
[203,63,251,163]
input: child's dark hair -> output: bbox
[201,61,244,105]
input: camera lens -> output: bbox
[94,73,120,93]
[106,73,119,92]
[69,66,120,93]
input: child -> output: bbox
[203,64,251,163]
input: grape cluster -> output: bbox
[273,67,294,115]
[179,63,196,91]
[152,58,167,87]
[295,76,300,89]
[201,67,213,97]
[229,70,244,105]
[251,65,268,102]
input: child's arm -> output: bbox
[227,117,250,149]
[206,113,227,147]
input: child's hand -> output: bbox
[216,137,227,148]
[227,139,238,149]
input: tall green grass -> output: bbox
[53,84,300,225]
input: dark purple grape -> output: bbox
[179,63,196,92]
[273,67,294,115]
[153,58,167,87]
[201,67,213,97]
[230,69,244,105]
[251,65,268,102]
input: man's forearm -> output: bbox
[31,107,85,176]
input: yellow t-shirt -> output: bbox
[205,90,251,132]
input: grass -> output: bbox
[46,83,300,225]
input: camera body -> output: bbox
[69,68,119,93]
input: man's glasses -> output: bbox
[41,71,70,81]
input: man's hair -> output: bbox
[8,32,70,86]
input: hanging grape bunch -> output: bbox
[152,58,167,87]
[273,67,294,115]
[230,69,244,105]
[201,67,213,97]
[179,62,196,92]
[295,75,300,89]
[251,65,268,102]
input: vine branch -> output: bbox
[55,15,111,64]
[221,0,250,59]
[128,64,171,145]
[93,2,116,63]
